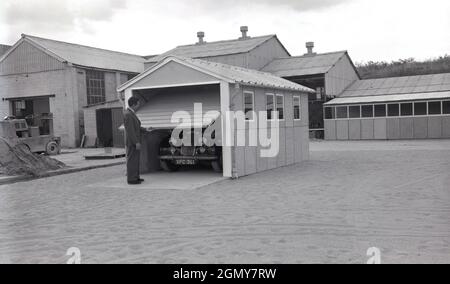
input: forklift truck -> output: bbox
[1,117,61,155]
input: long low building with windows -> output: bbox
[324,73,450,140]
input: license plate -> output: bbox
[175,159,197,165]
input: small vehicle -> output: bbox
[159,128,222,173]
[2,118,61,155]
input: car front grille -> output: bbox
[181,146,195,156]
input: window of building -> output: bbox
[276,95,284,120]
[324,107,335,119]
[388,104,400,117]
[244,92,254,121]
[316,87,325,101]
[361,105,374,118]
[12,100,26,117]
[443,101,450,114]
[336,106,348,119]
[374,104,386,117]
[401,103,413,116]
[86,70,106,105]
[349,105,361,118]
[266,94,275,120]
[293,96,301,120]
[428,101,441,115]
[414,102,427,116]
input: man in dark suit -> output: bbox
[124,97,145,185]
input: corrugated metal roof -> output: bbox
[261,51,348,77]
[181,57,314,92]
[324,91,450,105]
[340,73,450,98]
[0,44,11,57]
[120,56,315,93]
[147,35,276,63]
[23,35,145,73]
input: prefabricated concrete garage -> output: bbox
[118,56,313,178]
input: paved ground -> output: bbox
[0,140,449,264]
[56,148,126,168]
[0,148,125,185]
[90,170,226,191]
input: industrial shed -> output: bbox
[83,99,125,148]
[118,56,313,178]
[145,27,290,71]
[0,34,145,147]
[261,46,360,138]
[324,73,450,140]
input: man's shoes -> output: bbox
[128,180,142,185]
[138,178,145,182]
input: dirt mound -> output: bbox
[0,138,66,177]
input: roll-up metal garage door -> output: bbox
[136,87,221,130]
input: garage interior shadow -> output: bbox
[139,129,222,175]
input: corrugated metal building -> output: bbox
[324,73,450,140]
[118,56,314,178]
[0,34,145,147]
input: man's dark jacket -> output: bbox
[123,108,142,182]
[123,108,142,147]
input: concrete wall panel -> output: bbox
[301,127,310,161]
[336,120,349,140]
[361,119,374,140]
[277,127,286,167]
[285,127,295,165]
[387,118,400,140]
[443,116,450,138]
[324,120,336,140]
[264,121,278,170]
[235,130,246,177]
[349,120,361,140]
[294,126,302,163]
[400,118,414,139]
[428,117,442,138]
[244,146,257,176]
[374,118,387,140]
[413,117,428,139]
[257,145,269,172]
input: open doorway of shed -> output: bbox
[10,96,53,136]
[96,108,125,147]
[288,75,326,139]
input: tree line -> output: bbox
[356,55,450,79]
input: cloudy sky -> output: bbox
[0,0,449,63]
